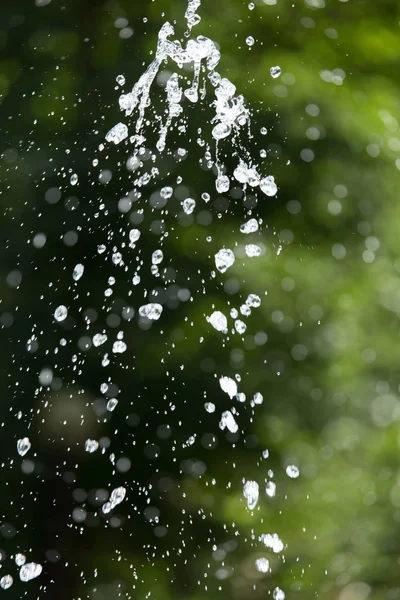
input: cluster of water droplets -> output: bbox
[8,0,296,596]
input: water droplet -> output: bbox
[106,398,119,412]
[15,554,26,567]
[240,304,251,316]
[235,320,247,334]
[215,175,230,193]
[273,587,285,600]
[139,303,163,321]
[207,311,228,333]
[212,122,232,140]
[116,74,126,86]
[259,533,284,553]
[106,122,129,145]
[0,575,13,590]
[93,333,107,347]
[255,557,269,573]
[219,376,237,398]
[70,173,78,186]
[54,305,68,322]
[246,293,261,307]
[152,250,164,265]
[17,437,31,457]
[112,340,127,353]
[219,410,238,433]
[270,65,282,79]
[129,229,141,244]
[245,244,261,257]
[248,2,255,9]
[260,175,277,196]
[73,263,84,281]
[182,197,196,214]
[266,481,276,497]
[243,480,259,509]
[102,486,126,514]
[246,36,255,46]
[240,218,258,234]
[286,465,300,478]
[205,402,215,413]
[215,248,235,273]
[160,186,173,199]
[85,439,99,453]
[19,562,42,582]
[253,392,263,404]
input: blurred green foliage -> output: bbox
[1,0,400,599]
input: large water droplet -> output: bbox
[0,575,13,590]
[207,311,228,333]
[255,557,269,573]
[85,439,99,453]
[54,305,68,322]
[286,465,300,478]
[17,437,31,457]
[219,376,237,398]
[139,303,163,321]
[19,562,43,582]
[260,175,277,196]
[73,263,84,281]
[219,410,238,433]
[106,122,129,145]
[93,333,107,347]
[243,480,259,509]
[240,218,258,234]
[215,248,235,273]
[212,122,232,140]
[182,198,196,214]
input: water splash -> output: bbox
[8,0,297,595]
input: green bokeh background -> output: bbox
[1,0,400,599]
